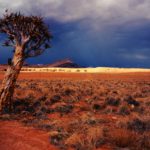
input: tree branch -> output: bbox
[25,49,45,58]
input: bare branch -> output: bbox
[25,49,45,58]
[0,11,52,58]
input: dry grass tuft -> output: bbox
[65,126,105,150]
[110,128,138,148]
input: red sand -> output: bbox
[0,121,58,150]
[0,72,150,81]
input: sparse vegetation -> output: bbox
[0,72,150,150]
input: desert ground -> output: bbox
[0,70,150,150]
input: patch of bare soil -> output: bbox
[0,121,58,150]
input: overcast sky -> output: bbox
[0,0,150,67]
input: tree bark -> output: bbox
[0,46,24,113]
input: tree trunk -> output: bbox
[0,46,24,113]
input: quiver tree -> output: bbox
[0,11,52,113]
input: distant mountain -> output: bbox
[28,59,80,68]
[0,59,81,69]
[47,59,80,68]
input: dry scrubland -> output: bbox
[0,71,150,150]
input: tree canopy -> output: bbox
[0,11,52,58]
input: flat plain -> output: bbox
[0,71,150,150]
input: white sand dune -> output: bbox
[21,67,150,73]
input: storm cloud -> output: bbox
[0,0,150,67]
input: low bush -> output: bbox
[105,97,120,106]
[127,118,150,132]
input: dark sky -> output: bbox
[0,0,150,68]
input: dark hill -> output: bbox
[23,59,81,68]
[47,59,80,68]
[0,59,81,69]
